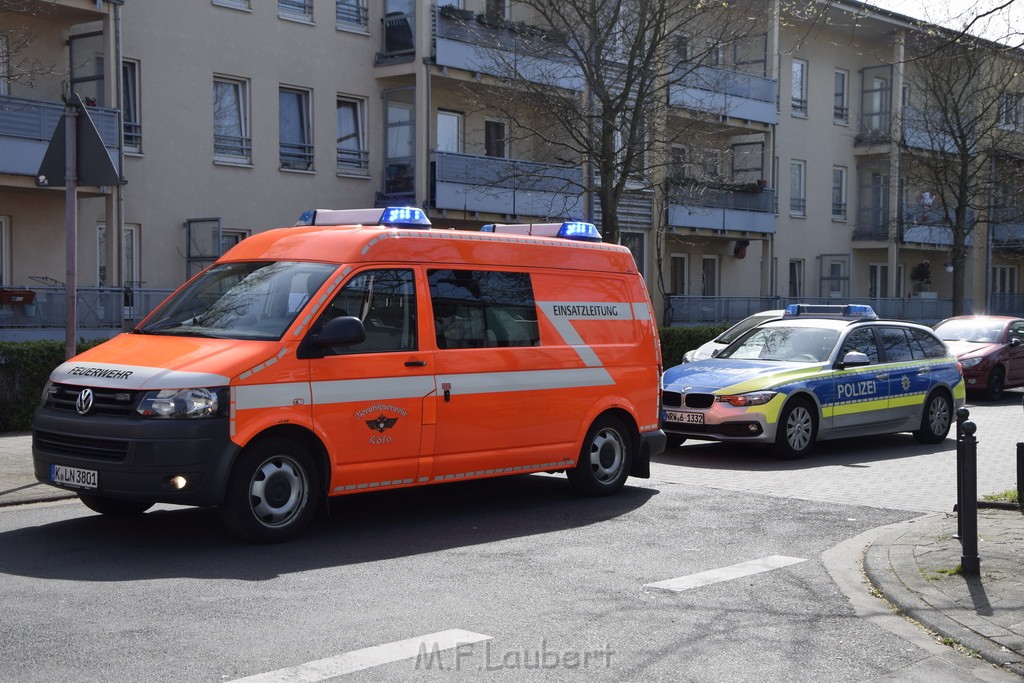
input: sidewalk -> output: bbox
[2,432,1022,676]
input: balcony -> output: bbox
[432,151,584,218]
[902,201,975,246]
[667,182,775,234]
[991,207,1024,251]
[902,107,961,153]
[668,65,777,125]
[0,95,120,179]
[433,10,583,90]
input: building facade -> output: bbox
[1,0,1022,339]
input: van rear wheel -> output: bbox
[567,416,633,496]
[220,437,318,543]
[79,493,153,516]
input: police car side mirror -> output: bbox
[312,316,366,348]
[838,351,870,368]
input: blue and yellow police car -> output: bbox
[661,304,966,459]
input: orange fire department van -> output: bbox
[32,208,666,541]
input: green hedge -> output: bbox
[0,328,722,433]
[658,325,727,368]
[0,339,109,433]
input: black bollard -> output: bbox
[955,407,970,540]
[1017,443,1024,514]
[959,420,980,576]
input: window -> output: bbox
[791,59,807,116]
[213,77,251,163]
[840,328,879,364]
[821,255,848,298]
[485,120,507,158]
[383,88,415,196]
[790,160,806,215]
[670,255,687,294]
[336,0,368,30]
[834,69,848,123]
[998,92,1022,130]
[279,0,312,22]
[701,256,718,296]
[993,265,1018,294]
[280,86,313,171]
[122,60,141,153]
[832,167,847,219]
[0,35,9,96]
[436,110,463,153]
[337,96,368,173]
[620,232,646,278]
[69,31,104,106]
[97,223,141,288]
[429,269,539,348]
[485,0,509,19]
[879,327,914,363]
[0,215,10,286]
[319,269,417,354]
[788,259,804,298]
[868,263,889,298]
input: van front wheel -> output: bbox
[567,416,633,496]
[220,437,318,543]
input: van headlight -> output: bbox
[137,387,227,418]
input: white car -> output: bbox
[682,310,785,362]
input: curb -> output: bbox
[863,514,1024,678]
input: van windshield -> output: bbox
[135,261,337,340]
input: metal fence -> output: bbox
[0,287,173,337]
[661,295,1009,327]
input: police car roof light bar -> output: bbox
[480,221,602,243]
[784,303,878,320]
[295,207,432,229]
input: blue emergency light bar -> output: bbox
[784,304,878,320]
[480,221,603,243]
[295,206,432,228]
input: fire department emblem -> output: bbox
[366,414,399,433]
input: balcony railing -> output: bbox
[377,11,415,64]
[668,64,777,125]
[432,151,584,217]
[663,295,977,327]
[0,95,120,177]
[991,207,1024,249]
[336,0,368,29]
[667,182,775,233]
[280,141,314,171]
[0,286,173,339]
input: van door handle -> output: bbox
[405,360,427,367]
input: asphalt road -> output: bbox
[0,393,1020,682]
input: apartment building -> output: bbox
[1,0,1022,339]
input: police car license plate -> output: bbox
[51,464,97,489]
[665,410,704,425]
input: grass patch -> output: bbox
[923,565,964,580]
[982,489,1019,504]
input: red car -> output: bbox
[933,315,1024,400]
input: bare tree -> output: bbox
[899,32,1024,315]
[445,0,768,245]
[1,1,65,90]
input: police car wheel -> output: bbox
[78,493,153,517]
[914,391,953,444]
[567,416,633,496]
[220,438,319,543]
[773,399,817,460]
[983,367,1005,401]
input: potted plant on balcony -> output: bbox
[910,259,934,296]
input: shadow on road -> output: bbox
[655,431,957,472]
[0,474,656,582]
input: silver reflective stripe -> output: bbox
[50,361,230,390]
[312,376,437,404]
[536,301,633,367]
[435,368,613,393]
[235,382,312,410]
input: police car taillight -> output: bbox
[783,303,877,320]
[295,206,432,229]
[480,221,602,242]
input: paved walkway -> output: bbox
[3,431,1023,677]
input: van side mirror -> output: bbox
[838,350,870,368]
[312,316,366,348]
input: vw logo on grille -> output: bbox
[76,388,95,415]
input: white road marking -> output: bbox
[645,555,808,593]
[231,629,492,681]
